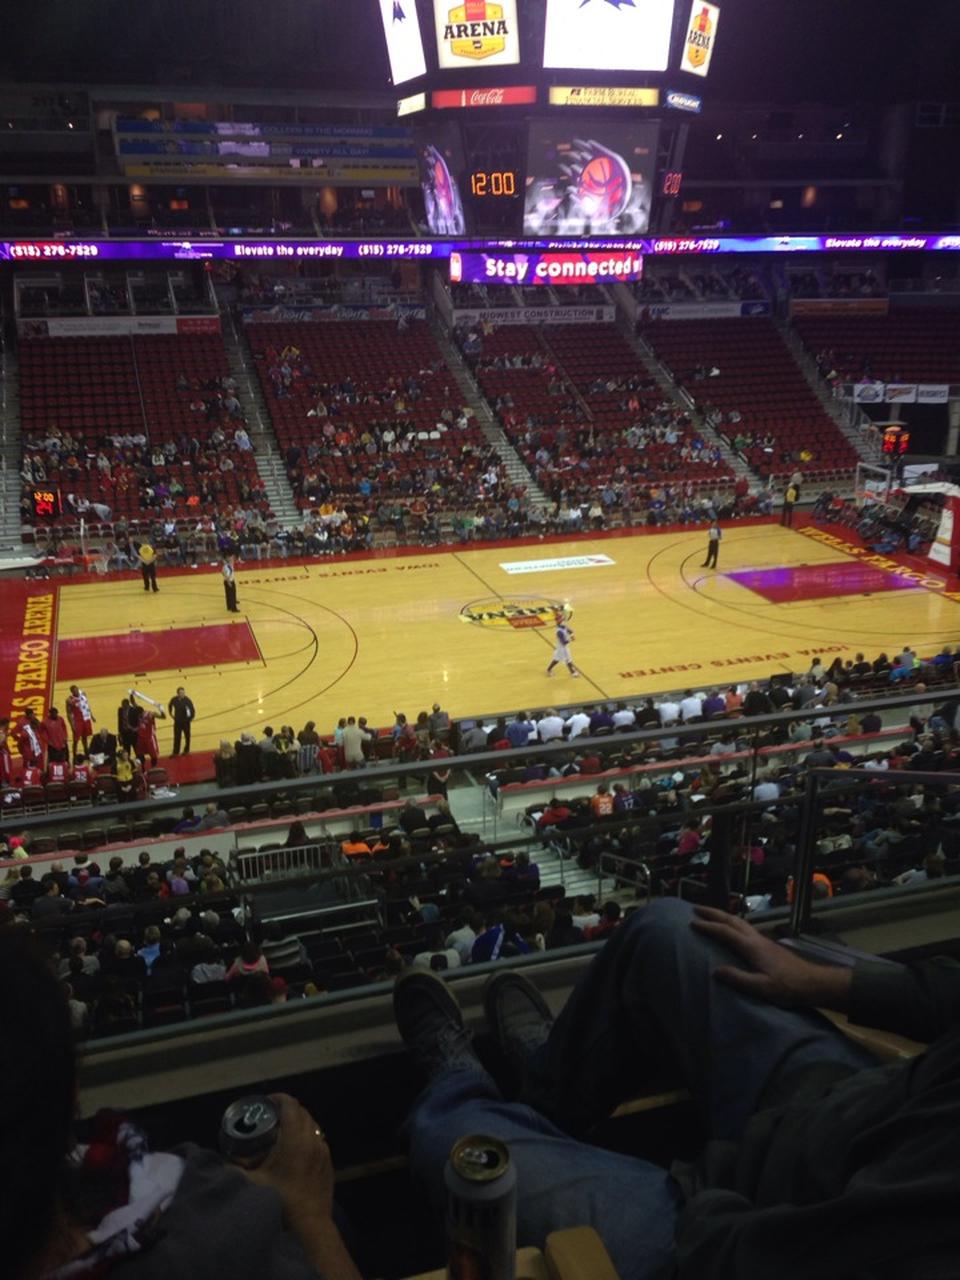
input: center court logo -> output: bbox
[460,596,570,631]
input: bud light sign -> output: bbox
[450,249,644,285]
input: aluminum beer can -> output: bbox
[444,1134,516,1280]
[219,1095,281,1167]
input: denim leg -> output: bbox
[531,898,874,1141]
[406,1068,680,1280]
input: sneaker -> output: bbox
[393,969,481,1079]
[571,670,580,678]
[483,971,554,1081]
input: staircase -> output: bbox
[427,312,550,507]
[618,318,758,489]
[0,340,25,555]
[779,318,882,465]
[219,306,300,527]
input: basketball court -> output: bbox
[4,519,959,757]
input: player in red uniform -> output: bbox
[41,706,70,763]
[15,709,44,769]
[72,756,93,785]
[130,690,166,766]
[66,685,95,758]
[46,757,72,785]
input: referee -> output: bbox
[222,555,239,612]
[137,542,159,593]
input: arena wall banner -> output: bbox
[918,384,950,404]
[852,381,887,404]
[637,300,770,320]
[240,302,426,324]
[452,305,615,325]
[16,314,221,338]
[789,297,890,316]
[884,383,918,404]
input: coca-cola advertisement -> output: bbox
[432,85,537,110]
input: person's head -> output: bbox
[286,820,308,846]
[177,686,185,698]
[69,684,79,697]
[115,939,133,960]
[432,702,441,714]
[181,806,195,820]
[43,879,60,897]
[239,941,262,967]
[263,726,273,739]
[143,926,161,946]
[0,930,77,1275]
[602,901,622,923]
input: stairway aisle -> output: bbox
[619,319,757,489]
[428,312,550,508]
[219,306,300,527]
[778,319,882,465]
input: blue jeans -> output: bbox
[405,899,873,1280]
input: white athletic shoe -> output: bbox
[571,671,580,678]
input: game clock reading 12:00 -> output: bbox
[466,168,522,233]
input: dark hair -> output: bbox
[0,930,76,1276]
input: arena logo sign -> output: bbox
[498,554,616,574]
[799,527,960,596]
[460,596,569,630]
[618,646,847,679]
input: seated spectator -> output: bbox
[190,937,227,985]
[341,831,372,859]
[32,879,75,919]
[537,797,572,832]
[583,901,622,941]
[196,801,231,831]
[399,800,430,835]
[590,783,614,818]
[226,941,269,982]
[412,925,462,972]
[445,910,481,964]
[137,926,163,973]
[676,819,704,859]
[471,911,531,963]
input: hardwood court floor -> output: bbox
[8,520,959,757]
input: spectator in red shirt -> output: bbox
[537,798,572,831]
[676,819,703,859]
[579,749,603,775]
[583,901,622,941]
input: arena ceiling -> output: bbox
[0,0,954,107]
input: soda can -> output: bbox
[219,1095,281,1167]
[449,251,463,284]
[444,1134,516,1280]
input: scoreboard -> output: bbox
[379,0,716,236]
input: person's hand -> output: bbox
[692,906,852,1010]
[239,1093,334,1228]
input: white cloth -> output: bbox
[680,695,703,722]
[658,701,680,726]
[612,709,636,727]
[538,715,565,742]
[565,712,591,738]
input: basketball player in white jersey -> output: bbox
[546,613,579,678]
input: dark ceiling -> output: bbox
[0,0,953,107]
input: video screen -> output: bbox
[415,124,469,236]
[378,0,427,85]
[542,0,675,72]
[523,120,660,236]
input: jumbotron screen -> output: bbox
[523,120,660,237]
[542,0,676,72]
[415,123,469,235]
[377,0,427,85]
